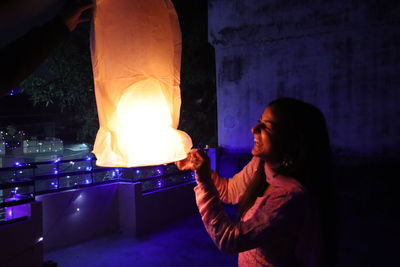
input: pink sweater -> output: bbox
[194,156,325,267]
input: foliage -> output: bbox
[20,24,98,143]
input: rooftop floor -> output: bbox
[44,214,237,267]
[44,201,398,267]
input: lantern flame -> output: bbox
[93,78,192,167]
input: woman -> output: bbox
[177,97,337,267]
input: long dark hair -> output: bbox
[238,97,338,264]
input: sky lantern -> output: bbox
[90,0,192,167]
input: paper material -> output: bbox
[91,0,192,167]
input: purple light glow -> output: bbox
[5,203,30,220]
[112,169,121,178]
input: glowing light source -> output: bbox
[91,0,192,167]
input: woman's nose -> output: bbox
[252,123,262,134]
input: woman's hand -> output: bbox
[175,149,212,182]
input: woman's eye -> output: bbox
[258,121,273,131]
[256,121,267,129]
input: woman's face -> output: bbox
[251,106,281,164]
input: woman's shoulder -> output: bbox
[268,174,306,196]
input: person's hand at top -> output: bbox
[62,1,94,32]
[176,149,212,183]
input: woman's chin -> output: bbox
[251,148,260,156]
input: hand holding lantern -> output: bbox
[176,149,212,182]
[63,2,94,31]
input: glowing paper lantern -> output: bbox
[91,0,192,167]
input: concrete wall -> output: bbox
[118,181,198,237]
[209,0,400,156]
[36,183,120,250]
[36,181,197,250]
[135,182,197,236]
[0,201,43,267]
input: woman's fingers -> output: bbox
[175,149,196,170]
[175,149,209,171]
[175,156,193,170]
[175,158,188,170]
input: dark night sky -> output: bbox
[0,0,62,47]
